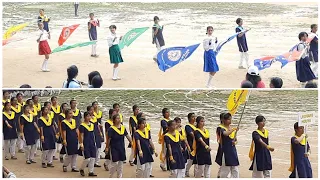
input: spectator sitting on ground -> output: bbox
[241,80,253,88]
[91,75,103,88]
[88,71,101,88]
[20,84,31,88]
[269,77,283,88]
[241,66,266,88]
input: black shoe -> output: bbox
[60,157,63,163]
[94,164,101,167]
[63,166,67,172]
[80,169,85,176]
[53,156,58,160]
[42,163,47,168]
[26,160,31,164]
[123,161,126,164]
[30,160,36,163]
[72,169,79,172]
[104,163,109,171]
[47,163,54,168]
[11,156,17,160]
[129,161,134,166]
[88,172,97,177]
[160,165,166,171]
[150,175,154,177]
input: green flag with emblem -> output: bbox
[118,27,149,50]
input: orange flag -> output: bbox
[58,24,80,46]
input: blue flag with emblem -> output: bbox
[157,43,200,72]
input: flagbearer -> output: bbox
[107,25,124,81]
[249,115,274,178]
[38,9,50,32]
[37,22,51,72]
[88,13,99,57]
[152,16,165,61]
[203,26,219,88]
[235,18,250,69]
[309,24,318,78]
[289,122,312,178]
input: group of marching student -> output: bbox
[3,93,313,178]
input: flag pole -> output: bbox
[235,90,251,138]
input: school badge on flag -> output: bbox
[58,24,80,46]
[118,27,149,50]
[157,43,200,72]
[227,90,248,115]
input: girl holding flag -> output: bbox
[39,106,56,168]
[185,113,197,177]
[194,116,211,178]
[37,22,51,72]
[236,18,251,69]
[249,115,274,178]
[105,113,132,178]
[134,117,158,178]
[164,120,185,178]
[159,108,171,171]
[215,113,240,178]
[152,16,165,61]
[88,13,99,57]
[62,109,79,172]
[203,26,219,88]
[103,109,116,171]
[3,101,18,160]
[129,105,140,166]
[107,25,123,81]
[79,112,98,177]
[288,122,312,178]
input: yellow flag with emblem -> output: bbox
[227,90,248,115]
[3,22,29,40]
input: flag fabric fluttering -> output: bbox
[3,37,29,46]
[275,43,307,68]
[227,90,248,116]
[118,27,149,50]
[157,43,200,72]
[215,32,240,55]
[3,22,29,40]
[58,24,80,46]
[254,56,276,70]
[51,41,97,54]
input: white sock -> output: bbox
[44,59,49,70]
[113,67,116,79]
[42,59,46,69]
[207,74,213,87]
[115,67,119,78]
[244,52,249,67]
[94,44,97,55]
[92,45,95,55]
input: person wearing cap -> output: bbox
[249,115,274,178]
[241,66,265,88]
[152,16,165,61]
[288,122,312,178]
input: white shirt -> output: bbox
[297,41,309,59]
[74,2,79,4]
[107,33,120,47]
[203,35,218,51]
[37,29,49,41]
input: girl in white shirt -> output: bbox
[37,22,51,72]
[203,26,218,88]
[107,25,123,81]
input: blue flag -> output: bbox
[157,43,200,72]
[275,55,289,68]
[254,58,273,70]
[215,33,239,55]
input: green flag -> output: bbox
[51,41,97,54]
[118,27,149,50]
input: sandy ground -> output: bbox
[2,2,318,88]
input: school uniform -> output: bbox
[158,118,170,170]
[38,14,50,32]
[62,79,82,88]
[185,123,197,177]
[178,129,189,178]
[215,125,222,177]
[17,101,26,107]
[3,111,18,158]
[33,103,42,118]
[11,105,23,151]
[20,114,37,162]
[29,108,40,151]
[73,108,82,128]
[215,125,239,178]
[88,19,99,55]
[289,135,312,178]
[152,24,165,60]
[79,122,97,174]
[296,42,316,85]
[194,128,211,178]
[236,26,249,68]
[38,29,51,55]
[108,125,128,178]
[203,35,219,73]
[309,32,318,77]
[129,115,138,163]
[164,130,185,178]
[104,119,113,170]
[61,119,78,170]
[93,110,104,155]
[135,129,154,178]
[51,105,61,126]
[90,116,102,165]
[249,129,272,178]
[52,106,61,156]
[39,115,56,165]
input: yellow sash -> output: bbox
[159,118,170,162]
[60,113,66,119]
[289,134,307,172]
[137,129,149,139]
[21,114,33,123]
[39,15,49,22]
[33,103,41,112]
[49,111,54,119]
[129,115,138,134]
[11,105,21,113]
[110,125,125,135]
[81,122,94,131]
[106,119,113,126]
[18,101,25,106]
[219,124,236,139]
[40,115,53,126]
[94,110,102,119]
[3,111,15,120]
[119,113,123,123]
[2,99,10,104]
[249,129,269,161]
[165,130,181,142]
[197,128,210,139]
[186,124,197,156]
[62,119,76,130]
[29,108,38,116]
[73,109,80,116]
[146,123,151,131]
[90,116,98,123]
[179,129,187,141]
[52,105,61,114]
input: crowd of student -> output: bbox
[2,91,313,178]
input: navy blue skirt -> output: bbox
[295,57,316,82]
[204,49,219,72]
